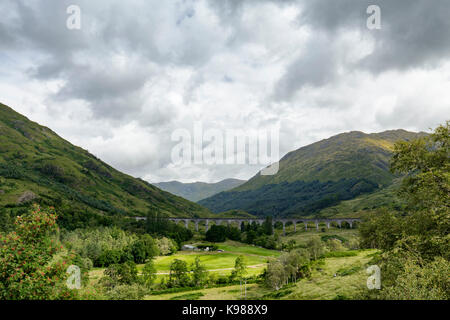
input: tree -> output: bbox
[358,122,450,300]
[205,225,227,242]
[141,260,157,288]
[245,230,257,244]
[169,259,190,287]
[156,237,177,255]
[103,261,139,287]
[389,121,450,261]
[105,283,147,300]
[191,257,208,287]
[285,239,296,252]
[265,249,310,290]
[230,255,247,281]
[279,249,310,284]
[96,249,122,267]
[145,211,193,245]
[0,205,76,300]
[379,256,450,300]
[391,121,449,213]
[307,237,324,260]
[265,260,285,291]
[327,239,344,252]
[130,240,147,264]
[129,234,159,264]
[262,217,273,235]
[359,209,402,250]
[226,226,241,241]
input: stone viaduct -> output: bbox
[134,217,361,236]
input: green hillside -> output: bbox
[213,209,256,219]
[199,130,427,217]
[0,103,211,227]
[154,178,245,202]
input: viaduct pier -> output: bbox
[134,217,361,236]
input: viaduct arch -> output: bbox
[134,217,361,236]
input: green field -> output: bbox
[281,228,360,247]
[152,251,267,273]
[145,249,377,300]
[215,241,282,257]
[89,229,369,299]
[89,241,280,284]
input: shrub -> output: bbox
[105,284,147,300]
[205,225,227,242]
[102,261,139,287]
[156,237,177,255]
[168,259,190,287]
[323,250,358,258]
[0,205,77,300]
[170,292,204,300]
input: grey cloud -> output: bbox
[375,97,447,131]
[271,0,450,102]
[299,0,450,72]
[0,0,448,184]
[272,35,337,101]
[1,0,229,123]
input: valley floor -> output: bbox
[143,248,376,300]
[88,228,376,300]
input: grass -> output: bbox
[215,241,282,257]
[0,102,211,219]
[153,251,267,272]
[89,241,277,285]
[88,229,374,300]
[317,178,404,218]
[279,227,360,247]
[324,250,359,258]
[145,283,260,300]
[277,249,377,300]
[144,249,378,300]
[170,292,204,300]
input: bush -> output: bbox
[96,249,123,267]
[327,239,345,252]
[205,225,227,242]
[168,259,190,287]
[101,261,139,287]
[170,292,204,300]
[379,256,450,300]
[0,205,77,300]
[323,250,358,258]
[336,265,362,276]
[105,284,147,300]
[156,237,178,255]
[321,234,347,243]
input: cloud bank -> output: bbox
[0,0,448,183]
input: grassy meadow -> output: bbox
[87,227,375,300]
[143,248,377,300]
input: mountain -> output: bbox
[154,178,245,202]
[213,209,256,219]
[199,130,428,217]
[0,103,211,227]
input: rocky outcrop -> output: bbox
[17,191,37,204]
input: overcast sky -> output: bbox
[1,0,449,183]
